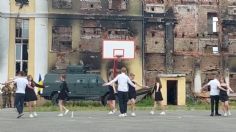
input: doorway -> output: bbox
[167,80,178,105]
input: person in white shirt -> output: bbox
[202,75,222,116]
[103,67,136,117]
[5,71,30,118]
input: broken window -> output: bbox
[15,0,29,5]
[52,26,72,52]
[177,0,197,4]
[145,4,165,13]
[52,0,72,9]
[207,13,218,34]
[15,19,29,74]
[80,0,102,10]
[108,0,127,10]
[204,44,219,54]
[81,27,102,39]
[144,0,164,4]
[199,0,216,4]
[228,6,236,15]
[107,29,129,39]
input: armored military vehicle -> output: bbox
[41,65,109,105]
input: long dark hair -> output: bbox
[220,77,226,83]
[155,76,162,88]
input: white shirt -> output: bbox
[207,79,220,96]
[106,73,135,92]
[14,77,28,94]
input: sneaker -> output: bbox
[224,113,228,117]
[150,111,154,115]
[17,113,24,118]
[118,114,124,117]
[228,111,232,116]
[64,109,69,115]
[108,111,114,115]
[29,114,34,118]
[131,112,136,117]
[124,113,127,117]
[160,111,166,115]
[215,113,221,116]
[33,112,38,117]
[210,113,214,116]
[58,113,64,117]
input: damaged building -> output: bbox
[1,0,236,105]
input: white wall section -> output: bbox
[34,0,48,81]
[0,0,10,83]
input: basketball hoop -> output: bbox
[102,40,135,77]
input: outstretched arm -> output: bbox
[127,78,136,88]
[133,81,149,89]
[3,80,15,85]
[103,76,119,86]
[201,84,209,92]
[218,84,227,92]
[33,81,45,88]
[227,85,234,93]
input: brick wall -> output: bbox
[145,54,165,72]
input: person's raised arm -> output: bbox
[26,81,34,89]
[33,81,45,88]
[218,83,227,91]
[201,83,209,92]
[127,77,136,88]
[4,80,15,85]
[133,81,149,89]
[103,75,119,86]
[227,84,234,93]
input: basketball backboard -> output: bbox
[102,40,135,59]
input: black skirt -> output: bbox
[108,86,116,100]
[58,92,68,100]
[25,88,37,102]
[220,95,229,102]
[155,92,163,101]
[128,87,136,99]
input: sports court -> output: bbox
[0,109,235,132]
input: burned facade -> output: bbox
[1,0,236,102]
[144,0,236,96]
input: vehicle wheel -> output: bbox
[51,93,59,105]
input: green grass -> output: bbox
[34,101,107,112]
[28,96,236,112]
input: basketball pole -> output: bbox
[113,57,118,77]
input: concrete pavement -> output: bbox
[0,109,236,132]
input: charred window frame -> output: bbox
[108,0,128,10]
[204,44,218,54]
[52,0,72,9]
[199,0,215,5]
[80,0,102,10]
[15,19,29,75]
[107,29,129,39]
[15,0,29,6]
[81,27,102,39]
[52,26,72,52]
[207,12,218,35]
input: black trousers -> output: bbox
[118,91,128,114]
[14,93,25,114]
[210,95,220,114]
